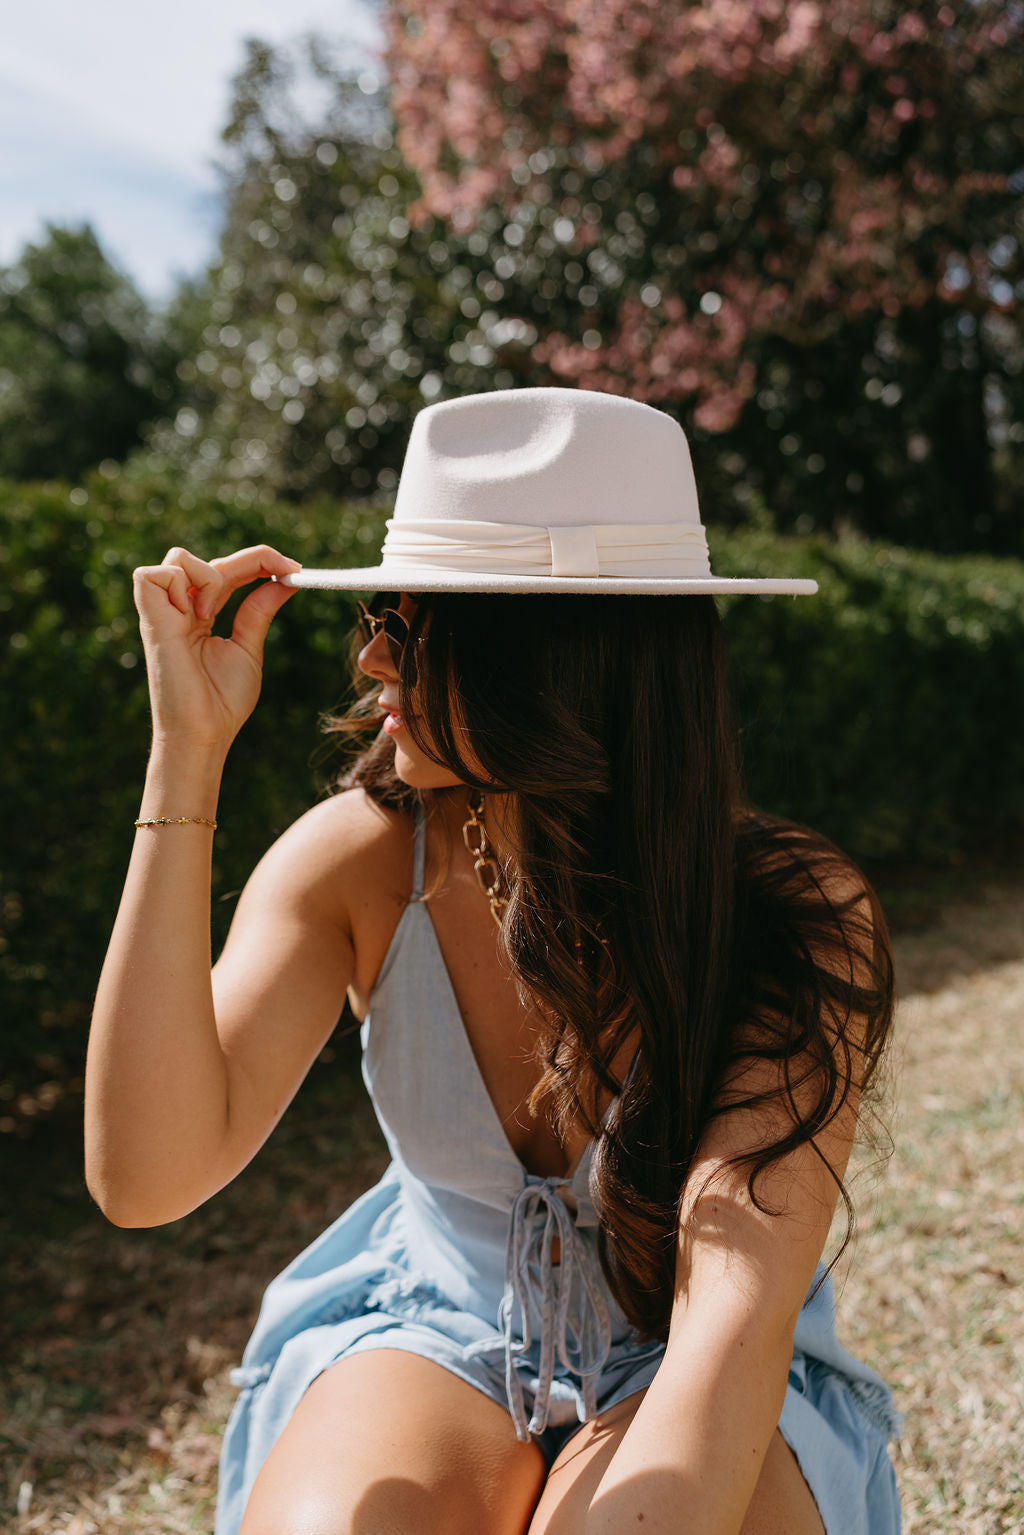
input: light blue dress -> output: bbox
[217,816,902,1534]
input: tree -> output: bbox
[0,226,179,482]
[386,0,1024,553]
[153,39,512,504]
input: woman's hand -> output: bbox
[133,544,302,752]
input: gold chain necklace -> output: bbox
[462,790,509,928]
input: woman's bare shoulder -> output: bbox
[239,787,417,924]
[290,787,415,855]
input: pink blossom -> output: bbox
[387,0,1019,432]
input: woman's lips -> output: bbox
[382,711,405,735]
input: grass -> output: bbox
[832,871,1024,1533]
[2,870,1022,1533]
[0,1029,389,1534]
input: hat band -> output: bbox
[380,518,712,580]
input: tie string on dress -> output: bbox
[467,1178,613,1442]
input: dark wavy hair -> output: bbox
[336,593,894,1341]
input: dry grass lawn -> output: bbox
[2,869,1022,1533]
[834,872,1024,1533]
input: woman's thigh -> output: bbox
[528,1393,825,1535]
[239,1347,547,1535]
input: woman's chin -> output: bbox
[390,742,463,791]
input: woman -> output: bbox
[86,388,901,1535]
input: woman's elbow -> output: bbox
[84,1149,205,1229]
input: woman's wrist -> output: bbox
[139,740,229,824]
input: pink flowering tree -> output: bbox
[387,0,1023,551]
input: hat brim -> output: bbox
[278,566,818,596]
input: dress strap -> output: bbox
[411,805,427,901]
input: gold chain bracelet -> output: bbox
[134,816,218,830]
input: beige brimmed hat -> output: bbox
[281,387,816,596]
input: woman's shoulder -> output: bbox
[243,788,419,924]
[723,815,895,1142]
[292,786,416,854]
[734,811,891,997]
[736,811,877,914]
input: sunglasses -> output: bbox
[355,592,411,666]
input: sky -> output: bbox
[0,0,381,302]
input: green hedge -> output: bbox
[0,471,376,1124]
[3,471,1022,1118]
[709,528,1024,865]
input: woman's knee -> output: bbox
[241,1468,465,1535]
[238,1349,545,1535]
[243,1455,535,1535]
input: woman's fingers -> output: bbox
[133,561,193,617]
[206,546,303,620]
[134,545,302,626]
[229,576,299,664]
[160,546,226,624]
[134,547,224,627]
[128,545,303,749]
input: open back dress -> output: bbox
[216,813,902,1535]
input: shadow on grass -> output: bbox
[0,1028,388,1528]
[869,845,1024,996]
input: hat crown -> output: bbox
[279,385,818,596]
[392,387,699,531]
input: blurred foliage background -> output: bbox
[2,0,1022,1127]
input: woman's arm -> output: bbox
[586,1077,852,1533]
[585,911,873,1534]
[85,544,358,1227]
